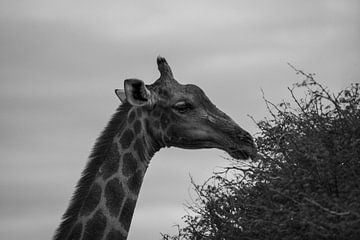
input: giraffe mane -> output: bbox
[53,102,132,240]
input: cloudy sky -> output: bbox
[0,1,359,239]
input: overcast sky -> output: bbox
[0,1,359,239]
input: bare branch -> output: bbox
[304,198,353,217]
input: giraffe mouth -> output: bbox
[227,146,256,160]
[172,139,220,150]
[171,139,256,160]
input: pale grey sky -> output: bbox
[0,1,359,239]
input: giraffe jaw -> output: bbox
[169,138,256,160]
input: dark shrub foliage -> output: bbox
[162,69,360,240]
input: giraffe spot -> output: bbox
[128,170,143,195]
[133,120,142,135]
[158,88,170,98]
[106,229,126,240]
[122,153,137,177]
[101,144,120,180]
[105,178,125,217]
[120,129,134,149]
[162,89,170,98]
[79,183,102,216]
[152,109,161,118]
[160,114,170,130]
[153,120,160,129]
[134,138,145,161]
[83,210,107,240]
[144,119,151,133]
[67,222,82,240]
[166,125,179,141]
[119,198,137,231]
[127,110,136,124]
[136,107,142,117]
[169,111,178,122]
[163,133,171,144]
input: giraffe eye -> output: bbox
[173,101,193,114]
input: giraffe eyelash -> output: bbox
[173,101,193,113]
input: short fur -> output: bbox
[53,102,131,240]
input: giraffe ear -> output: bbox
[123,79,151,106]
[115,89,126,103]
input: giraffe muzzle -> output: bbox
[223,130,257,160]
[207,112,257,160]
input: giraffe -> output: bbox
[53,57,256,240]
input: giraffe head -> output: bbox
[115,57,256,160]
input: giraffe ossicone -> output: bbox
[54,56,257,240]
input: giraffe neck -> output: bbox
[54,103,162,240]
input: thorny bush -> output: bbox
[162,69,360,240]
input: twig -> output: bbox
[269,187,301,205]
[287,86,308,116]
[304,198,351,217]
[261,88,278,121]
